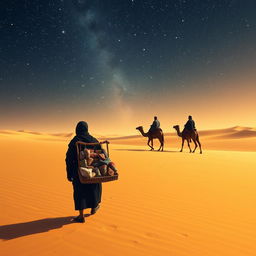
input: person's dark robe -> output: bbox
[184,120,196,131]
[65,121,102,210]
[148,119,160,133]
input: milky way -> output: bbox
[1,0,256,132]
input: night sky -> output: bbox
[1,0,256,134]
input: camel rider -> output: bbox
[184,115,196,132]
[149,116,160,133]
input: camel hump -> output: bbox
[148,128,162,137]
[155,128,163,134]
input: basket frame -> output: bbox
[76,141,118,184]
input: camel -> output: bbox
[136,126,164,151]
[173,125,202,154]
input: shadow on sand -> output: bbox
[0,215,90,240]
[114,148,179,153]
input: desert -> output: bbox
[1,127,256,256]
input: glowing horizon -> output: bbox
[1,1,256,135]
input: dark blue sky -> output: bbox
[1,0,256,132]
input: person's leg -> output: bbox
[79,209,84,218]
[91,204,100,215]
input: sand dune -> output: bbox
[0,130,73,142]
[103,126,256,152]
[1,126,255,152]
[105,126,256,140]
[208,129,256,139]
[1,135,256,256]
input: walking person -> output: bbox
[66,121,101,223]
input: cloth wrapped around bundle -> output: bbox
[79,167,101,178]
[79,148,118,179]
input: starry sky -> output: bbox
[1,0,256,134]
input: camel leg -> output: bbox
[197,138,202,154]
[161,134,164,151]
[148,138,154,151]
[180,138,184,152]
[160,140,164,151]
[187,139,192,153]
[157,137,162,151]
[151,139,154,150]
[147,139,152,150]
[157,134,164,151]
[192,139,198,153]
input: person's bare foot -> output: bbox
[91,205,100,215]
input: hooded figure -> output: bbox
[148,116,160,133]
[184,115,196,131]
[65,121,102,222]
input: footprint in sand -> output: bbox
[145,232,159,238]
[108,224,118,230]
[179,233,189,237]
[100,224,118,232]
[131,240,140,245]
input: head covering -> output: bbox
[76,121,89,137]
[73,121,99,148]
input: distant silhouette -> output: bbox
[148,116,161,133]
[184,115,196,132]
[136,126,164,151]
[173,125,202,154]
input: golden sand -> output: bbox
[1,130,256,256]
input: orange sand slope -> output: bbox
[1,136,256,256]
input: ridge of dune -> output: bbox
[0,130,101,140]
[1,126,255,140]
[0,130,22,135]
[0,126,256,152]
[17,130,73,138]
[208,130,256,140]
[233,126,253,131]
[18,130,43,135]
[102,126,256,141]
[99,126,256,152]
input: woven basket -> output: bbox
[76,141,119,184]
